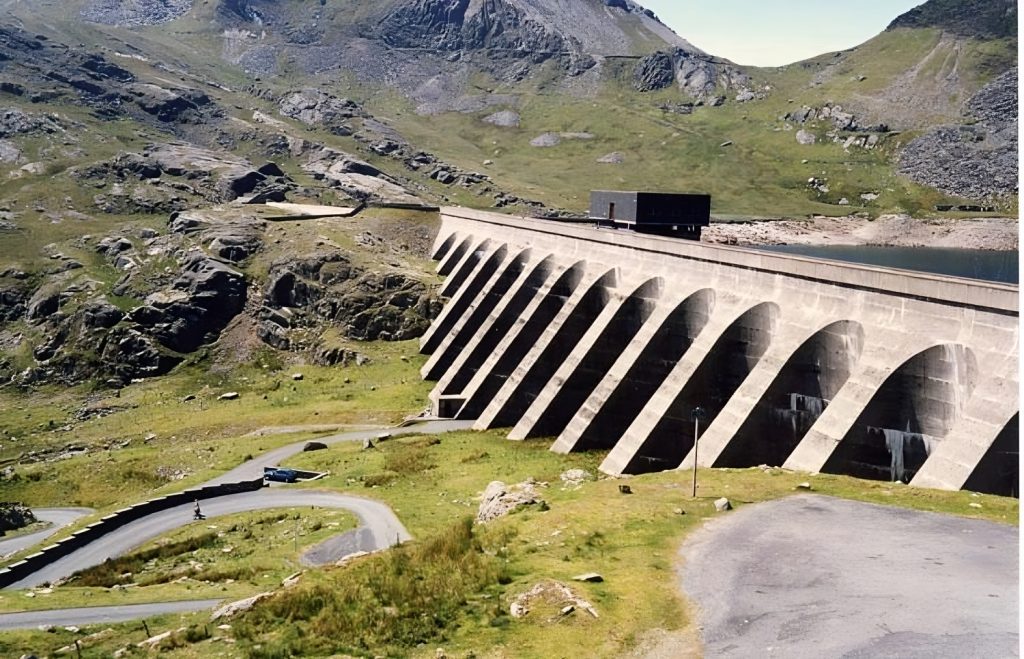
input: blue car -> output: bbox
[264,467,298,483]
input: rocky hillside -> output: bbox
[889,0,1016,38]
[0,0,1017,389]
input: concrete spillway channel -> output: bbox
[422,207,1019,496]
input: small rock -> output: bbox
[435,648,447,659]
[63,626,80,633]
[618,484,632,494]
[282,571,302,588]
[291,373,303,381]
[673,507,686,515]
[796,482,812,490]
[182,394,196,402]
[572,572,603,583]
[303,441,327,452]
[362,438,374,450]
[510,602,528,618]
[969,502,983,508]
[714,497,732,512]
[560,605,575,615]
[218,392,239,400]
[719,140,733,147]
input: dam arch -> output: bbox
[520,277,666,439]
[480,269,619,428]
[823,343,978,483]
[422,243,507,355]
[622,301,780,474]
[440,256,557,396]
[963,413,1019,498]
[439,238,493,299]
[424,248,532,381]
[436,236,472,276]
[715,320,866,468]
[456,262,589,419]
[432,232,457,261]
[570,288,716,451]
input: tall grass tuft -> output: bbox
[236,518,507,657]
[69,531,220,587]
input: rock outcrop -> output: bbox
[633,48,749,100]
[898,68,1018,200]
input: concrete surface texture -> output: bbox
[680,494,1018,658]
[422,208,1019,495]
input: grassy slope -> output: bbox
[0,424,1014,658]
[377,28,1017,218]
[3,3,1016,220]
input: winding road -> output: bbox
[0,419,474,628]
[0,508,93,559]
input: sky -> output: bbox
[638,1,927,67]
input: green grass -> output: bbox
[0,423,1015,658]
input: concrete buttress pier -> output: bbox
[422,207,1020,496]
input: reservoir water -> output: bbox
[755,245,1019,285]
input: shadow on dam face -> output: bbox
[424,248,532,381]
[715,320,866,468]
[573,288,715,451]
[441,256,555,395]
[439,239,493,299]
[423,243,506,355]
[432,232,457,261]
[456,262,588,419]
[823,343,978,484]
[624,301,780,475]
[524,277,665,438]
[483,269,618,428]
[963,413,1018,498]
[437,236,472,276]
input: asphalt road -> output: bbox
[0,508,93,559]
[681,494,1018,658]
[205,419,474,486]
[3,419,474,593]
[0,599,224,630]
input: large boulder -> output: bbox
[278,89,364,135]
[0,503,36,534]
[476,479,546,523]
[633,51,675,92]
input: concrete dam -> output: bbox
[420,207,1019,496]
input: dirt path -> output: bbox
[703,215,1018,251]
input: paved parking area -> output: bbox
[681,494,1018,658]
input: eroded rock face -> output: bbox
[378,0,596,76]
[633,49,749,100]
[259,252,440,350]
[81,0,193,27]
[633,51,675,92]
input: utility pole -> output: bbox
[691,406,706,498]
